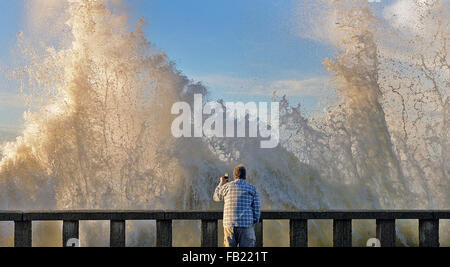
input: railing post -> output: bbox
[110,220,126,247]
[63,221,79,247]
[333,219,352,247]
[255,220,263,247]
[290,219,308,247]
[14,221,32,247]
[376,219,396,247]
[419,219,439,247]
[201,220,218,247]
[156,220,172,247]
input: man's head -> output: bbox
[233,164,247,180]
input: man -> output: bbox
[213,165,261,247]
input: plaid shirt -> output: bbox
[213,179,261,228]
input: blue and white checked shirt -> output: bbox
[213,179,261,228]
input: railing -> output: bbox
[1,210,448,247]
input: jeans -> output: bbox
[224,226,256,247]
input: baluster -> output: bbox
[419,219,439,247]
[110,220,126,247]
[14,221,32,247]
[156,220,172,247]
[255,220,264,247]
[63,220,80,247]
[201,220,218,247]
[290,219,308,247]
[333,219,352,247]
[376,219,396,247]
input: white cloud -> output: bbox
[195,74,332,97]
[0,93,25,107]
[0,126,20,141]
[0,92,26,108]
[264,77,332,97]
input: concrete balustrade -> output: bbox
[0,210,447,247]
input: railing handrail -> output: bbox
[2,210,448,247]
[1,210,449,221]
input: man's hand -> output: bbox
[220,176,230,184]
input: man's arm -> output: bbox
[251,188,261,225]
[213,179,228,202]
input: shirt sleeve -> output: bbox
[251,187,261,224]
[213,180,228,202]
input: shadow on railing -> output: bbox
[1,210,448,247]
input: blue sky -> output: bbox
[140,0,331,76]
[0,0,353,132]
[132,0,334,105]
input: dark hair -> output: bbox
[234,164,247,179]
